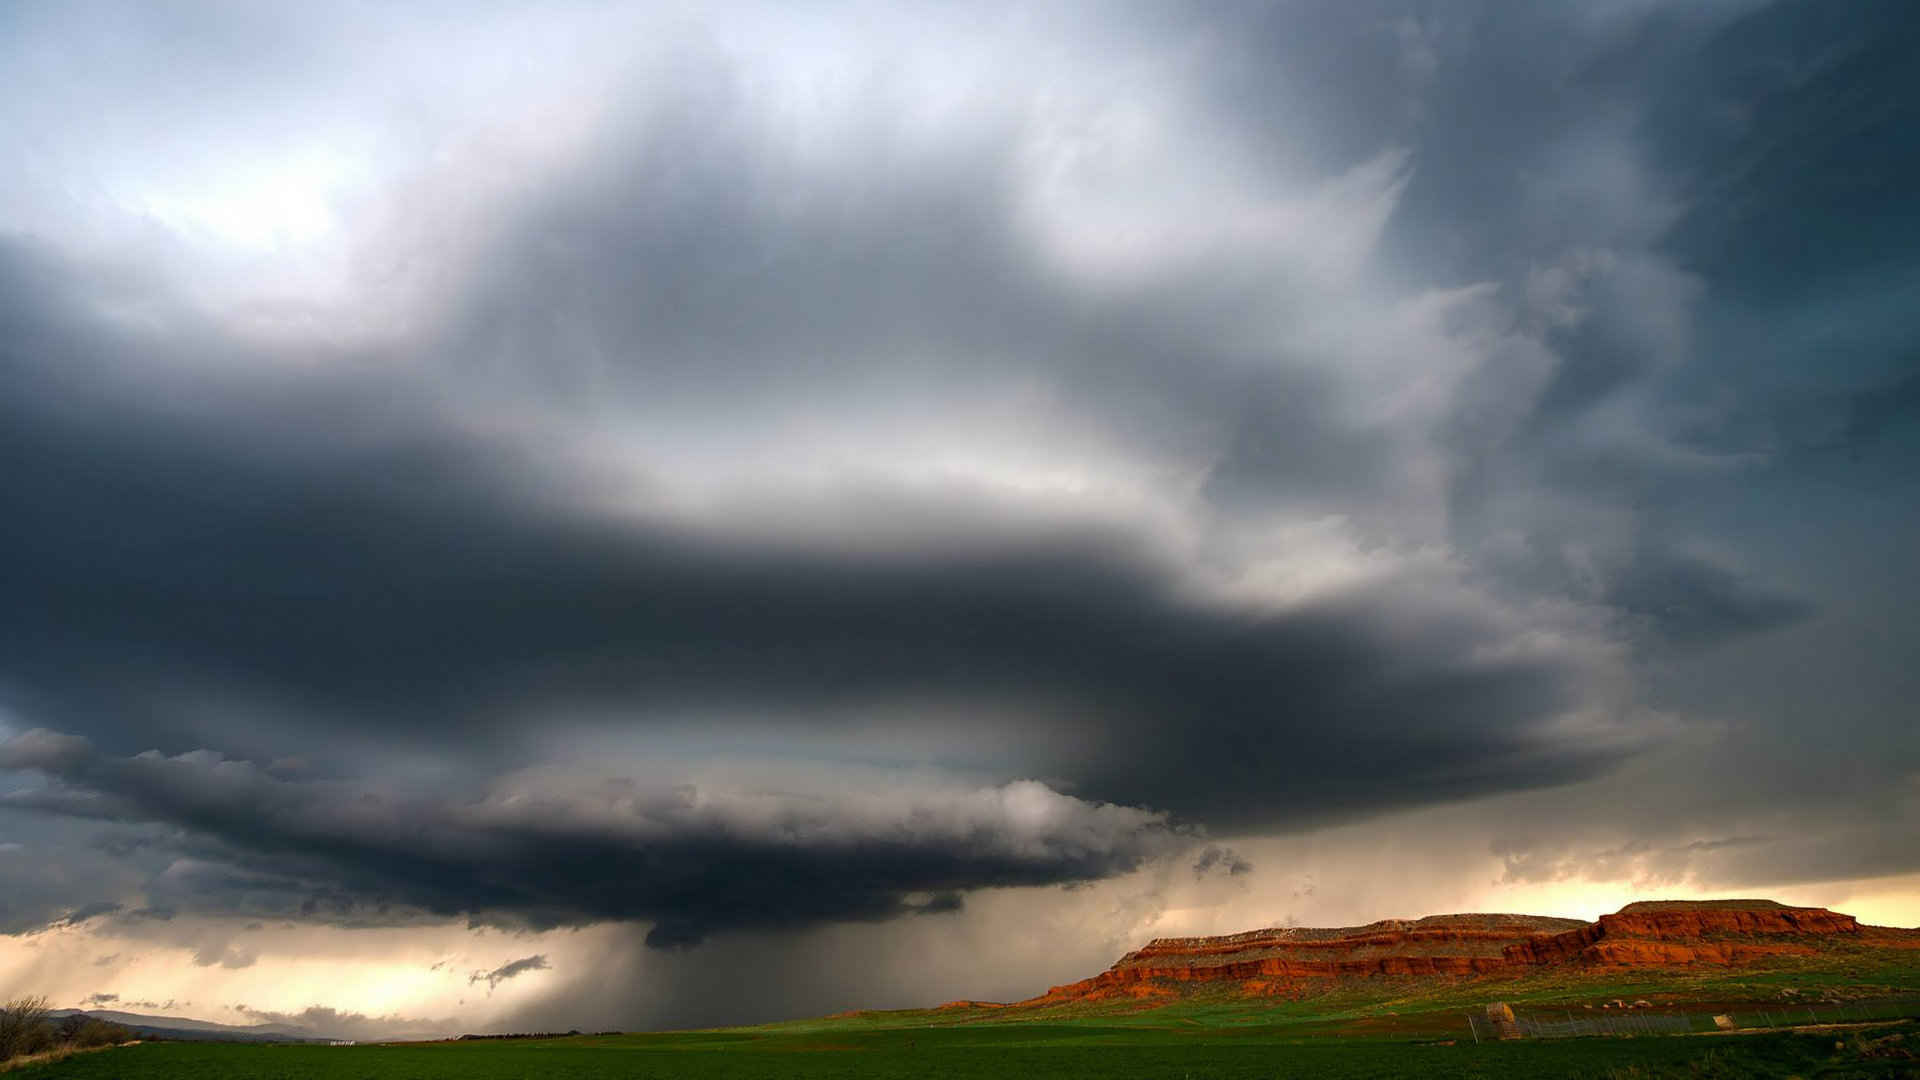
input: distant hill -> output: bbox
[47,1009,346,1044]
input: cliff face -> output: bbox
[1032,900,1862,1003]
[1501,900,1858,967]
[1033,914,1581,1002]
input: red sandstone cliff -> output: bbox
[1030,899,1866,1003]
[1501,900,1857,966]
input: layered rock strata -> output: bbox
[1033,900,1864,1002]
[1502,900,1857,966]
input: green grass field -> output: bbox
[13,1022,1920,1080]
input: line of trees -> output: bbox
[0,997,137,1063]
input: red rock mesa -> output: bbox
[1027,899,1875,1003]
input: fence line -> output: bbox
[1472,997,1920,1041]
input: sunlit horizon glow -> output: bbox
[11,863,1915,1034]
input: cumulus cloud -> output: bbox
[230,1005,457,1043]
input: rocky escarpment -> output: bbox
[1502,900,1858,967]
[1031,900,1866,1003]
[1032,913,1584,1002]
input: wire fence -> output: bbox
[1462,997,1920,1043]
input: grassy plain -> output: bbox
[15,1022,1920,1080]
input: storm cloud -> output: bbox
[1,729,1187,945]
[1,0,1917,1027]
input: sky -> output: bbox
[1,0,1917,1036]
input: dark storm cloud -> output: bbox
[0,811,153,935]
[54,902,124,927]
[1,729,1189,945]
[913,892,965,916]
[1605,548,1812,648]
[1655,0,1920,305]
[0,227,1623,831]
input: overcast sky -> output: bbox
[2,0,1917,1035]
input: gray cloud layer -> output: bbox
[1,0,1916,989]
[1,730,1187,945]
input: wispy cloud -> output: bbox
[470,955,550,992]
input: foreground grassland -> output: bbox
[15,1023,1920,1080]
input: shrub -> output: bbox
[71,1020,132,1049]
[0,997,53,1060]
[54,1014,86,1044]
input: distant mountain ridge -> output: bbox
[47,1009,345,1044]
